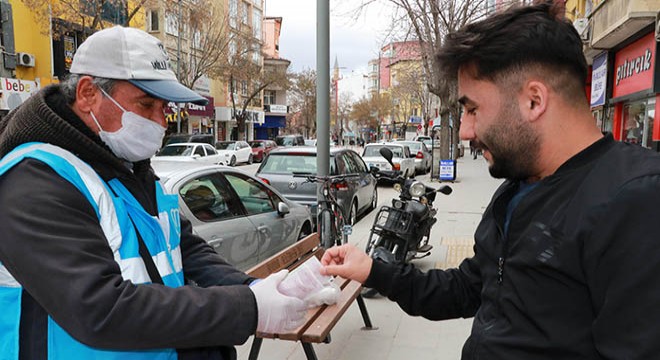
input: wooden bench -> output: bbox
[246,233,375,360]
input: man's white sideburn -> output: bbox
[90,89,166,162]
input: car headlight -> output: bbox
[409,181,426,197]
[393,183,402,193]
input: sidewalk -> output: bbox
[237,155,504,360]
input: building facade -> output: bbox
[257,16,289,140]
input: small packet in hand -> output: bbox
[277,256,340,308]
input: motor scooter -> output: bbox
[363,147,452,297]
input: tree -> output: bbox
[22,0,148,37]
[288,69,317,138]
[345,0,526,158]
[350,93,392,140]
[389,60,435,136]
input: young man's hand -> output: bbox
[320,244,373,283]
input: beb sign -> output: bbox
[439,159,456,181]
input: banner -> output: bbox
[0,78,40,111]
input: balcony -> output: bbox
[589,0,658,49]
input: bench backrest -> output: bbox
[247,233,322,279]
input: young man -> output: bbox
[322,2,660,359]
[0,26,305,359]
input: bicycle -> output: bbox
[293,173,359,248]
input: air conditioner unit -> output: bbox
[573,18,590,43]
[17,52,35,67]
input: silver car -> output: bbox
[397,140,431,174]
[152,161,313,271]
[361,143,416,179]
[255,147,378,225]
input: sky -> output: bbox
[263,0,395,74]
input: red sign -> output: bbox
[612,32,656,99]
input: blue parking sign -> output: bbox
[439,160,456,181]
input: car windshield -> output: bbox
[404,142,421,152]
[249,142,264,148]
[422,139,434,148]
[157,145,193,156]
[216,142,236,150]
[259,153,317,174]
[275,137,295,146]
[363,145,404,158]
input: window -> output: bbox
[225,174,276,215]
[252,43,261,64]
[147,9,159,32]
[180,175,240,222]
[192,30,202,49]
[622,97,656,149]
[241,80,248,96]
[241,1,249,25]
[194,146,205,157]
[252,9,262,39]
[165,12,178,35]
[264,90,275,105]
[229,0,238,28]
[81,0,126,25]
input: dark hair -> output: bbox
[60,74,117,104]
[438,2,587,102]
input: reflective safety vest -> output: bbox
[0,142,184,360]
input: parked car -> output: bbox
[255,147,378,226]
[412,135,432,143]
[153,142,225,165]
[152,161,313,271]
[396,140,432,174]
[361,143,416,179]
[275,134,305,147]
[248,140,278,163]
[215,141,253,166]
[163,133,215,146]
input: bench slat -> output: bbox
[301,279,363,343]
[246,233,320,279]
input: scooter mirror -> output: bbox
[438,185,453,195]
[379,147,394,166]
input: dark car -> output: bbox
[163,133,215,146]
[274,134,305,147]
[248,140,278,163]
[255,147,378,225]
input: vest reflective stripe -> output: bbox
[0,143,181,360]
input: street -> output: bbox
[234,153,504,360]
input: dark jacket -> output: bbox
[0,85,257,359]
[366,134,660,359]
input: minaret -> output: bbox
[332,56,340,83]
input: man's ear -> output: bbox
[73,76,101,113]
[522,80,548,122]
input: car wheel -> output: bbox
[297,222,312,240]
[369,187,378,211]
[248,154,253,165]
[229,155,236,166]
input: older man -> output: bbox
[0,26,305,360]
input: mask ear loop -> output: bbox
[89,111,104,133]
[98,86,128,113]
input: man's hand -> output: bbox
[250,270,307,333]
[320,244,373,283]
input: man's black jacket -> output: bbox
[367,135,660,359]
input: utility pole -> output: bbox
[176,0,182,134]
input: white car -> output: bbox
[153,142,226,165]
[361,143,416,179]
[152,161,313,271]
[215,141,253,166]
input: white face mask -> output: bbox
[90,88,166,162]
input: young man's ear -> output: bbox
[522,80,548,122]
[73,76,101,113]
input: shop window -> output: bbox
[622,98,656,149]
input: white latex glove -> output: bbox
[250,270,307,333]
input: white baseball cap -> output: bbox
[70,26,207,105]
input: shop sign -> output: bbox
[439,160,456,181]
[613,33,656,99]
[590,52,608,107]
[0,78,40,111]
[267,104,287,113]
[165,96,214,117]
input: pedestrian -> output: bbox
[321,2,660,358]
[0,26,306,359]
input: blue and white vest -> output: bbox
[0,142,184,360]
